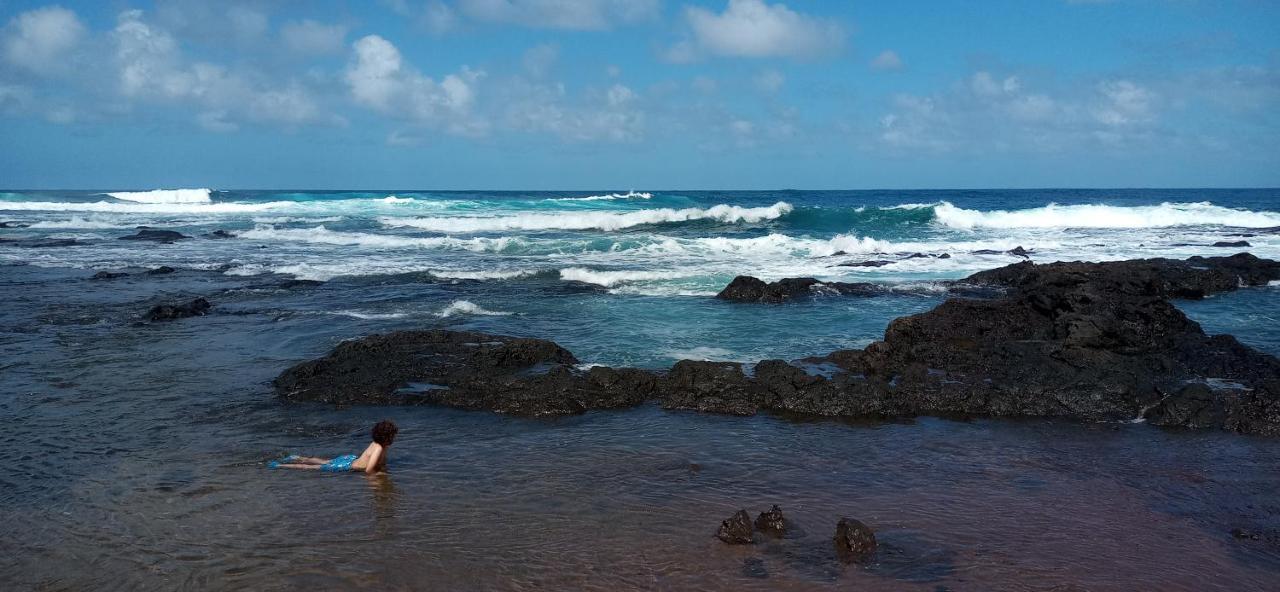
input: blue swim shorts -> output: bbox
[321,454,358,472]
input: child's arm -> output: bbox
[364,445,384,475]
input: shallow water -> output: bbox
[3,189,1280,590]
[1,264,1278,591]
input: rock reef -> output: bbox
[275,254,1280,436]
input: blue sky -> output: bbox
[0,0,1277,189]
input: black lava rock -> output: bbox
[91,271,128,280]
[1213,241,1251,248]
[716,510,754,544]
[146,266,176,275]
[119,229,190,242]
[145,298,212,322]
[833,517,877,562]
[755,505,786,537]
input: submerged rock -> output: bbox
[207,229,235,239]
[145,298,212,322]
[0,221,30,228]
[146,266,176,275]
[91,271,128,280]
[716,510,754,544]
[120,229,190,242]
[1213,240,1251,248]
[276,255,1280,436]
[833,518,877,562]
[838,260,894,268]
[755,505,786,537]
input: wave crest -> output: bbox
[379,202,792,233]
[934,201,1280,229]
[107,188,213,204]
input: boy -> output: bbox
[271,420,398,474]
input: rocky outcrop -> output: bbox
[755,505,786,537]
[120,229,190,242]
[833,518,877,562]
[716,510,754,544]
[716,276,882,303]
[145,298,212,322]
[275,255,1280,436]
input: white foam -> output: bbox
[332,310,408,320]
[435,300,512,318]
[431,269,539,281]
[380,202,792,233]
[559,267,691,287]
[235,225,520,252]
[934,201,1280,229]
[28,216,134,229]
[107,188,213,204]
[550,190,653,202]
[664,346,742,362]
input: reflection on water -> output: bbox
[1,266,1278,591]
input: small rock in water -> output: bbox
[833,517,877,562]
[119,229,190,242]
[937,253,951,259]
[1213,240,1251,248]
[716,510,754,544]
[207,229,235,239]
[838,260,893,268]
[1007,246,1031,258]
[146,266,176,275]
[754,505,786,537]
[145,298,212,322]
[1231,528,1261,541]
[0,221,30,228]
[91,271,128,280]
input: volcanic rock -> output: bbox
[1213,240,1251,248]
[833,517,877,562]
[145,298,212,322]
[146,266,176,275]
[120,229,190,242]
[275,255,1280,436]
[755,505,786,537]
[716,510,754,544]
[91,271,128,280]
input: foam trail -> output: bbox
[435,300,512,318]
[935,201,1280,229]
[333,310,408,320]
[235,225,520,252]
[551,191,653,202]
[380,202,792,233]
[107,189,212,204]
[28,216,134,229]
[559,267,690,287]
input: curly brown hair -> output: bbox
[372,420,398,446]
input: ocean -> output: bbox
[2,188,1279,589]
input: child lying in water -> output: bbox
[270,420,397,474]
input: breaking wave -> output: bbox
[379,202,793,233]
[934,201,1280,229]
[435,300,512,318]
[107,188,213,204]
[558,267,692,287]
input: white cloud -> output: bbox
[870,50,903,71]
[345,34,487,136]
[281,20,348,55]
[876,71,1163,153]
[521,43,558,77]
[2,6,86,73]
[680,0,843,59]
[422,0,660,30]
[503,79,644,142]
[753,68,784,93]
[110,10,332,128]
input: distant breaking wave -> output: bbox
[559,267,692,287]
[549,190,653,202]
[934,201,1280,229]
[379,202,792,233]
[235,225,523,252]
[106,188,213,204]
[435,300,512,318]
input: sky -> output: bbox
[0,0,1277,189]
